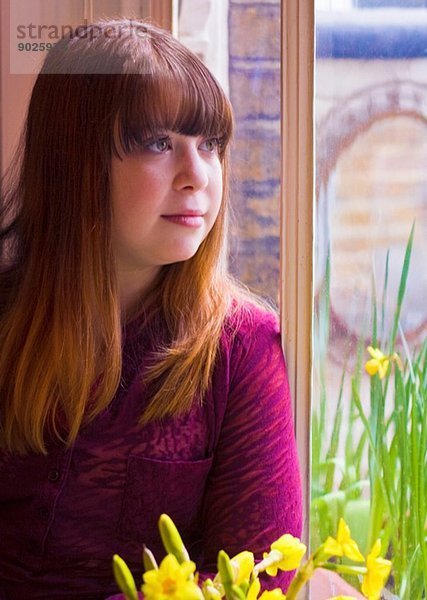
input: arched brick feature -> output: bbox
[316,81,427,346]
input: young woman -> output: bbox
[0,19,302,599]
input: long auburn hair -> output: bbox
[0,18,263,454]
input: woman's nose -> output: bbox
[172,146,209,192]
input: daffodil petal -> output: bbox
[370,540,382,558]
[342,540,365,562]
[265,564,279,577]
[270,534,306,571]
[323,536,343,557]
[259,589,287,599]
[247,578,261,600]
[365,359,379,376]
[336,518,350,543]
[377,359,389,380]
[367,346,384,360]
[231,551,255,584]
[361,540,392,600]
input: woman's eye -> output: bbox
[145,137,171,153]
[200,138,219,153]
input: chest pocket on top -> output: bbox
[117,454,213,548]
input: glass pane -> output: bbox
[312,2,427,598]
[178,0,281,305]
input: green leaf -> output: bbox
[389,222,414,349]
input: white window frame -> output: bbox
[281,0,314,561]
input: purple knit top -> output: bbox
[0,301,302,599]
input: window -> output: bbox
[312,1,427,597]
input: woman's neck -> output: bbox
[117,266,161,318]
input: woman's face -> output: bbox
[110,131,223,282]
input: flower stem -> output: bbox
[285,560,315,600]
[321,562,366,577]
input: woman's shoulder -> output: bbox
[217,295,288,399]
[222,295,280,349]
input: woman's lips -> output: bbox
[161,214,204,227]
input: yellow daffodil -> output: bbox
[323,518,364,562]
[247,578,261,600]
[259,589,287,599]
[361,540,392,600]
[261,534,306,576]
[142,554,203,600]
[365,347,390,379]
[231,551,255,585]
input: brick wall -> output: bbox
[228,0,281,304]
